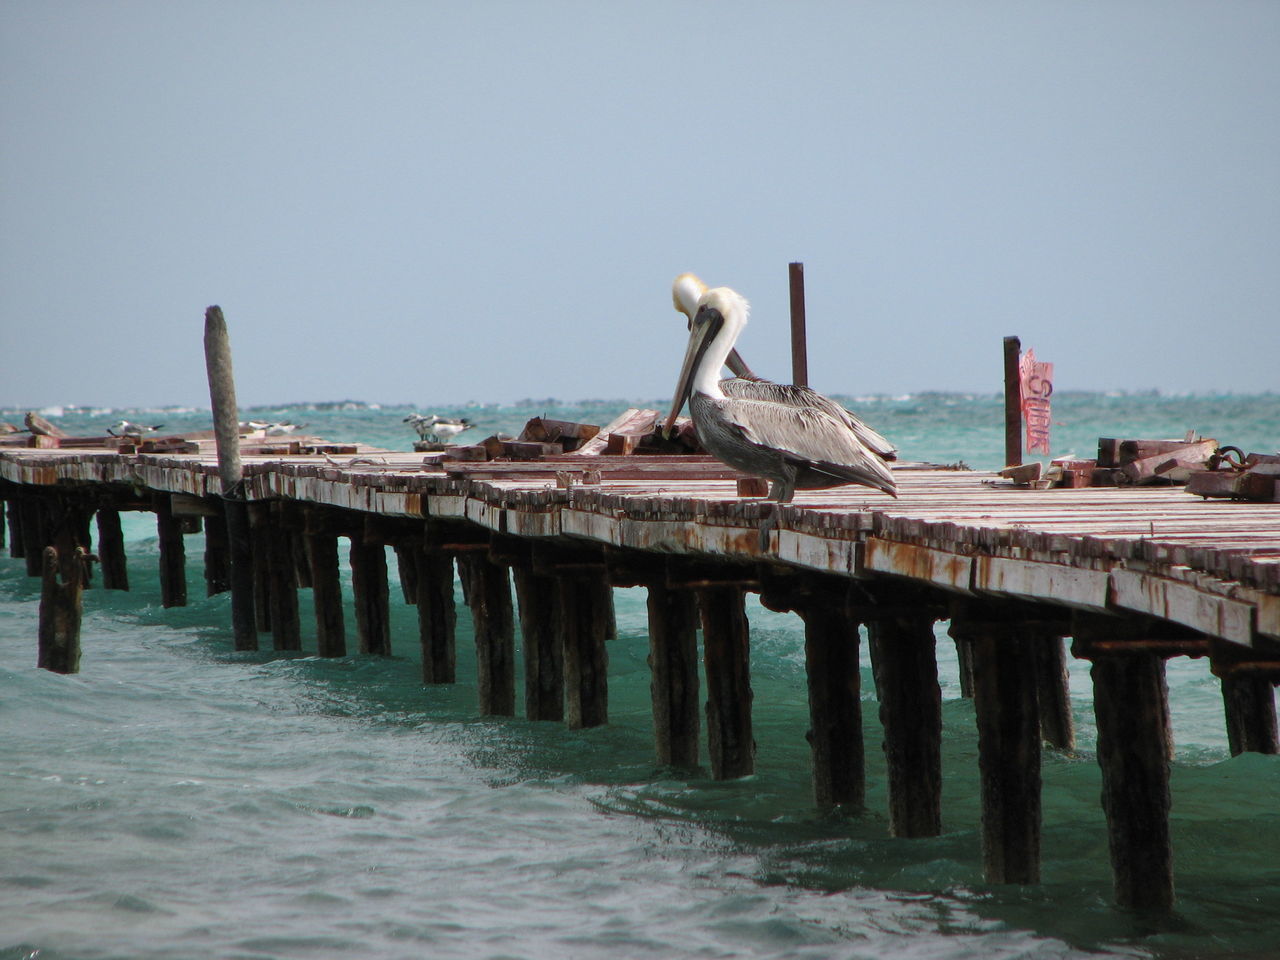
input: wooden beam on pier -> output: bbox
[303,507,346,658]
[96,507,129,591]
[458,553,516,716]
[761,574,865,811]
[1074,612,1175,912]
[646,580,701,768]
[949,601,1055,885]
[202,510,229,596]
[863,587,945,837]
[513,567,563,720]
[248,501,272,633]
[699,585,755,780]
[350,526,391,657]
[267,501,301,652]
[153,494,187,608]
[38,545,85,673]
[560,571,612,729]
[415,547,457,684]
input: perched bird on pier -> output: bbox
[672,273,897,462]
[264,421,305,436]
[666,285,898,508]
[403,413,476,443]
[108,419,164,438]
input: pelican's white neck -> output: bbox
[692,287,749,398]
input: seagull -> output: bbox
[108,419,165,438]
[666,285,897,513]
[264,421,305,436]
[672,272,897,461]
[404,413,476,443]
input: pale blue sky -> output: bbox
[2,1,1276,408]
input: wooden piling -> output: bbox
[203,304,256,650]
[6,498,21,559]
[458,553,516,716]
[1217,661,1280,756]
[350,532,391,656]
[699,585,754,780]
[415,547,457,684]
[303,509,346,657]
[95,508,129,591]
[1075,615,1175,912]
[153,494,187,608]
[560,572,611,729]
[514,567,563,720]
[267,502,301,651]
[20,495,46,576]
[965,621,1042,884]
[646,582,700,768]
[202,511,229,596]
[1033,634,1076,751]
[248,501,272,632]
[38,545,84,673]
[867,600,943,837]
[797,597,865,811]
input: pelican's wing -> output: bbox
[716,395,897,496]
[719,378,898,461]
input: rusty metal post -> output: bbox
[1003,335,1022,468]
[789,262,808,388]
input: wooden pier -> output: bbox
[3,436,1279,913]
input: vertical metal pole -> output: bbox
[1003,336,1022,467]
[204,305,257,650]
[789,262,809,388]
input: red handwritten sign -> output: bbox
[1019,349,1053,455]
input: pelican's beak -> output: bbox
[663,306,721,437]
[725,347,758,381]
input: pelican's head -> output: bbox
[671,272,707,324]
[664,286,751,435]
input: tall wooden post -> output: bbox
[1214,652,1280,756]
[154,494,187,608]
[204,305,256,650]
[560,572,612,729]
[350,532,391,656]
[1074,614,1175,912]
[1003,335,1022,468]
[789,261,809,388]
[699,585,754,780]
[459,553,516,716]
[646,582,700,768]
[38,546,85,673]
[866,600,943,837]
[514,566,563,720]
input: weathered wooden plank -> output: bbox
[863,539,973,593]
[1110,567,1254,645]
[975,555,1109,610]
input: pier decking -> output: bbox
[3,439,1279,912]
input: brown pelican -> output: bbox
[671,273,897,462]
[665,286,898,506]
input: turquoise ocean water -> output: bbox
[2,393,1278,960]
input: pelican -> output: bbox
[404,413,475,443]
[672,273,897,462]
[665,286,897,507]
[107,419,164,438]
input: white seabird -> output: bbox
[108,419,165,438]
[404,413,476,443]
